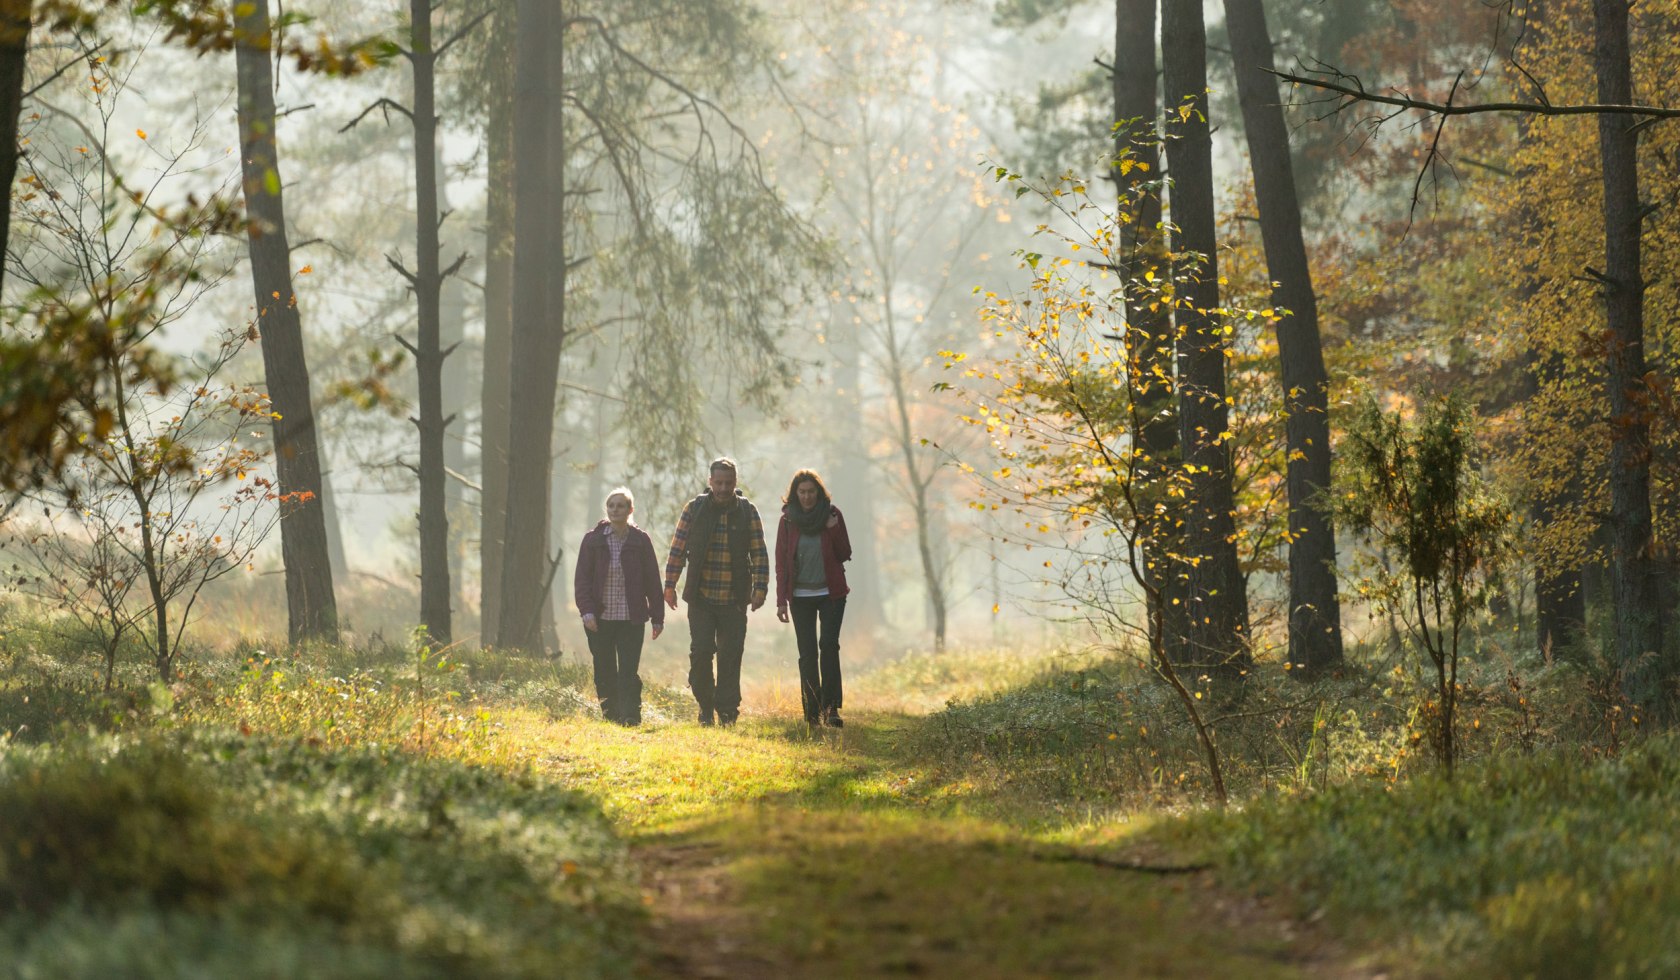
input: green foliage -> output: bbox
[1338,395,1511,772]
[1167,734,1680,977]
[0,732,640,979]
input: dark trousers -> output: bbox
[585,620,645,725]
[688,600,748,722]
[789,594,846,721]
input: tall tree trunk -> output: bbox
[1222,0,1343,674]
[478,0,515,646]
[829,307,885,636]
[882,278,947,652]
[320,466,349,582]
[1113,0,1188,663]
[1512,0,1586,662]
[409,0,452,644]
[495,0,564,651]
[0,0,30,299]
[439,154,469,610]
[234,0,337,643]
[1593,0,1667,710]
[1161,0,1249,675]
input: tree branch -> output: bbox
[1269,66,1680,121]
[339,97,414,133]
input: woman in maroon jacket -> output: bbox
[774,469,852,727]
[574,487,664,725]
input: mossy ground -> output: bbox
[2,633,1665,978]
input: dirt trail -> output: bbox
[635,836,781,980]
[618,718,1372,980]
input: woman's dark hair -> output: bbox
[782,468,831,506]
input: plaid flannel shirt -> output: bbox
[664,496,769,605]
[599,528,630,620]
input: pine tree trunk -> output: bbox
[1162,0,1249,675]
[1113,0,1188,663]
[495,0,565,651]
[478,0,516,646]
[1592,0,1667,710]
[234,0,337,643]
[0,0,31,300]
[438,157,469,610]
[1222,0,1343,673]
[829,308,885,635]
[410,0,452,645]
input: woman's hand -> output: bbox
[777,606,789,623]
[827,512,839,528]
[651,623,664,640]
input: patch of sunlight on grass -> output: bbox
[704,806,1301,979]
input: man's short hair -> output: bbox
[709,457,738,477]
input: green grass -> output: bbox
[0,731,640,979]
[3,627,1671,978]
[1157,736,1680,978]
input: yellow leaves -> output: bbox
[298,265,313,275]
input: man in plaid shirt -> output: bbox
[664,457,769,726]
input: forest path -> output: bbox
[533,704,1358,979]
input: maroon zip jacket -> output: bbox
[774,505,853,609]
[573,521,664,626]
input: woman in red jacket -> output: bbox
[774,469,852,727]
[573,487,664,725]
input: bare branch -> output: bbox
[23,40,110,99]
[436,8,494,58]
[1270,67,1680,121]
[386,253,417,286]
[339,97,414,133]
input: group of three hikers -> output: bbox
[572,457,852,729]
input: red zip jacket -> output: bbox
[774,505,852,609]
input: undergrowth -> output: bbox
[0,732,639,979]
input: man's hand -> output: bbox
[776,606,789,623]
[664,587,678,610]
[651,623,664,640]
[750,594,766,612]
[582,615,598,633]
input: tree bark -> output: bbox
[1222,0,1343,673]
[1592,0,1666,710]
[409,0,452,645]
[1113,0,1188,663]
[829,306,885,636]
[438,154,469,609]
[234,0,337,643]
[882,276,947,651]
[1161,0,1249,675]
[495,0,565,651]
[478,0,515,646]
[0,0,30,299]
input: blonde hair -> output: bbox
[604,486,635,513]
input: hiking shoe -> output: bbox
[823,710,844,729]
[698,710,715,727]
[718,714,739,728]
